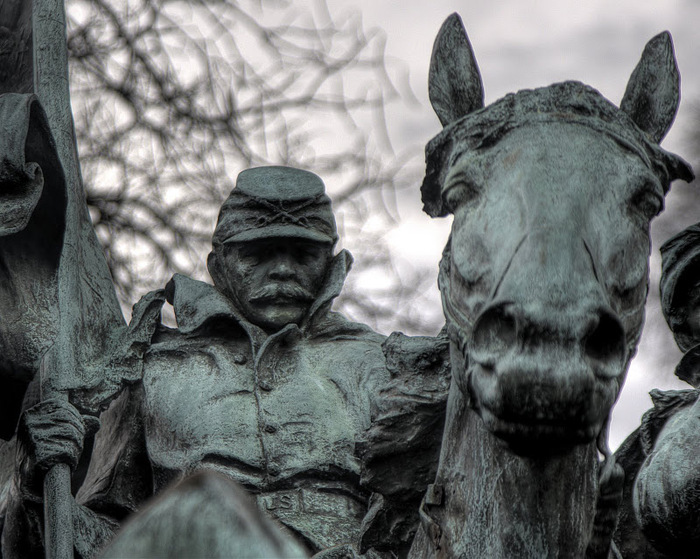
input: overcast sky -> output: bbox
[323,0,700,448]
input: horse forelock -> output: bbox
[421,81,693,218]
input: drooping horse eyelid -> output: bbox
[633,175,664,198]
[444,182,479,211]
[628,176,665,217]
[443,172,481,208]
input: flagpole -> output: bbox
[32,0,80,557]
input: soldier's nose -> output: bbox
[268,256,296,280]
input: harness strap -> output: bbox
[418,484,444,550]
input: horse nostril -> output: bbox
[471,304,517,363]
[584,310,625,376]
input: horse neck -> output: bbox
[432,381,600,559]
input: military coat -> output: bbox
[77,256,391,554]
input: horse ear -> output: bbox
[429,13,485,127]
[621,32,680,143]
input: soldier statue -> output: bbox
[2,165,448,558]
[614,222,700,558]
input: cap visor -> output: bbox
[223,224,335,244]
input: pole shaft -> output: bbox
[32,0,79,173]
[43,462,74,559]
[32,1,77,558]
[40,353,74,559]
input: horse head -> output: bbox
[423,15,694,456]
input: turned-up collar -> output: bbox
[165,249,354,346]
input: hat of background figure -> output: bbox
[212,166,338,247]
[660,222,700,352]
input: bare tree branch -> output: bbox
[67,0,438,334]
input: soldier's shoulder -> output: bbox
[357,330,451,555]
[381,330,450,380]
[312,311,386,345]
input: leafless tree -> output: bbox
[66,0,440,334]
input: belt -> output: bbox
[256,487,366,551]
[256,487,365,517]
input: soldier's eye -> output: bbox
[295,247,317,262]
[236,246,264,264]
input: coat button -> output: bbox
[268,465,281,476]
[258,380,272,391]
[264,424,277,434]
[233,354,247,365]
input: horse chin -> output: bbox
[464,363,612,457]
[477,407,601,457]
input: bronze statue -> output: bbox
[0,3,447,557]
[401,13,693,558]
[5,166,427,558]
[0,3,698,559]
[614,223,700,558]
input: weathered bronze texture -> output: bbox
[614,222,700,558]
[0,4,697,559]
[408,13,693,559]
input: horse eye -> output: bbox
[631,184,664,221]
[444,180,480,211]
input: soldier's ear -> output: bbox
[621,31,680,143]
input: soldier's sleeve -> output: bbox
[613,388,700,558]
[631,388,700,556]
[76,383,153,520]
[55,382,152,559]
[1,435,45,559]
[0,381,152,559]
[358,331,450,557]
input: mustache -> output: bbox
[249,282,315,303]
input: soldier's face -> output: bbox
[217,237,332,332]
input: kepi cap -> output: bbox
[212,166,338,246]
[660,222,700,352]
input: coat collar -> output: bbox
[165,249,354,341]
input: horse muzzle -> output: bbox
[463,301,627,455]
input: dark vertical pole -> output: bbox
[32,1,79,557]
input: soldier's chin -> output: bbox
[249,302,307,331]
